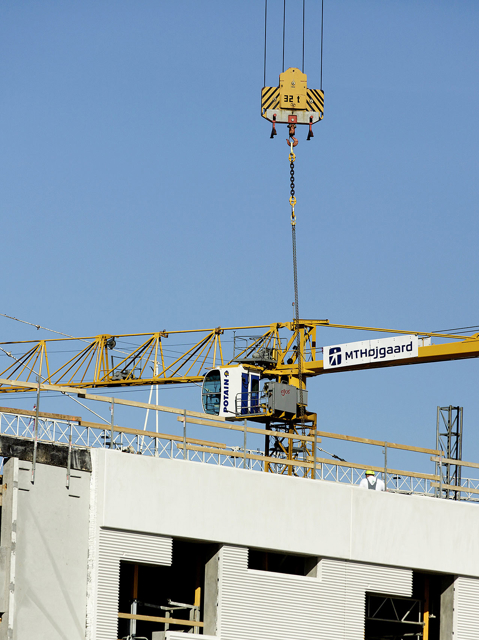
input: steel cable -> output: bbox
[263,0,268,86]
[289,153,305,429]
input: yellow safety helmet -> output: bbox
[365,470,375,476]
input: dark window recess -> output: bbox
[118,540,218,640]
[365,571,456,640]
[248,549,317,577]
[365,593,424,640]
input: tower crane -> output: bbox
[1,321,478,476]
[1,3,477,478]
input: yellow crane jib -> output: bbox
[261,68,324,140]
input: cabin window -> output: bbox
[202,370,221,415]
[251,375,260,413]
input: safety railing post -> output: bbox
[31,373,42,484]
[243,419,247,469]
[66,421,72,489]
[183,409,187,460]
[110,398,115,449]
[384,442,388,490]
[439,454,443,498]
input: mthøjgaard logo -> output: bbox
[329,346,342,366]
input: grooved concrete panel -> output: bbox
[96,529,172,640]
[218,546,411,640]
[455,577,479,639]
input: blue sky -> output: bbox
[1,1,478,470]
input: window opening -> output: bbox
[365,571,455,640]
[118,540,218,639]
[202,370,221,415]
[251,375,260,413]
[248,548,318,577]
[365,593,423,639]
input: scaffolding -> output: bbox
[435,406,463,500]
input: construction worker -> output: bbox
[359,469,385,491]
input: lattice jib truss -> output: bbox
[1,320,478,394]
[1,319,479,478]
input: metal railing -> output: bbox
[0,409,265,473]
[234,391,264,417]
[1,406,479,501]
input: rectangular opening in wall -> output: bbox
[118,539,218,639]
[365,592,424,640]
[248,548,318,577]
[365,571,455,640]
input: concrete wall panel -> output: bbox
[218,546,411,640]
[1,459,90,640]
[455,576,479,639]
[93,449,479,578]
[95,528,172,640]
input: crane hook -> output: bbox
[286,123,298,148]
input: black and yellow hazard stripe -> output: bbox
[306,89,324,117]
[261,86,280,112]
[263,86,324,118]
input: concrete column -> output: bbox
[0,457,18,640]
[203,545,221,636]
[440,575,456,640]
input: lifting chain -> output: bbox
[287,130,305,430]
[289,147,296,223]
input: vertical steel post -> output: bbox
[288,424,293,476]
[439,455,443,498]
[457,407,464,494]
[423,576,430,640]
[31,347,44,484]
[264,420,270,473]
[66,422,72,489]
[155,368,159,457]
[110,398,114,449]
[383,442,388,490]
[194,556,201,633]
[243,419,247,469]
[183,409,187,460]
[130,563,138,637]
[435,406,440,498]
[313,428,318,480]
[155,372,159,457]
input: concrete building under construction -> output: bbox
[0,401,478,640]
